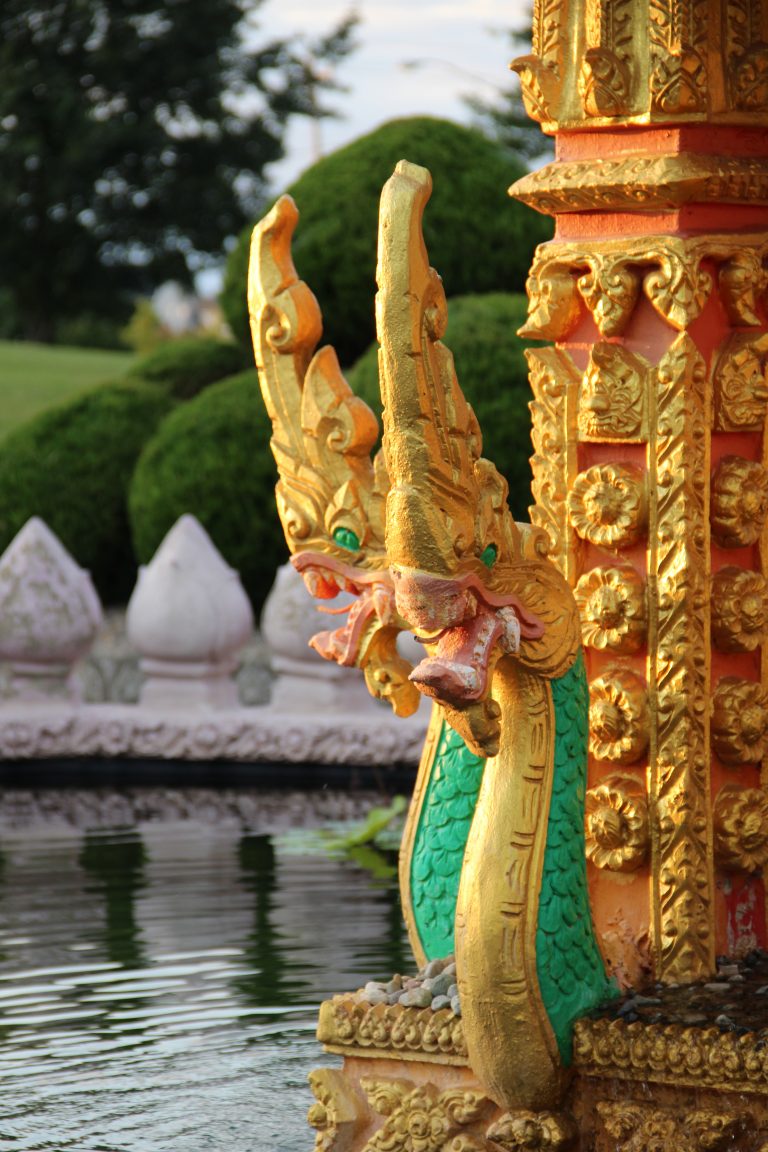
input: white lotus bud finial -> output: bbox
[0,517,102,700]
[126,515,253,708]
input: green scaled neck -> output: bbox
[537,649,617,1063]
[409,721,485,960]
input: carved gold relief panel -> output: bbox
[648,0,709,116]
[725,0,768,112]
[713,333,768,432]
[578,0,635,118]
[577,344,649,442]
[308,1068,366,1152]
[509,0,768,130]
[527,347,580,584]
[596,1100,744,1152]
[511,154,768,217]
[359,1078,493,1152]
[521,236,768,342]
[647,333,714,983]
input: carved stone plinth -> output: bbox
[309,1005,768,1151]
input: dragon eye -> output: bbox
[480,543,497,569]
[333,527,361,552]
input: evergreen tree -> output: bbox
[0,0,357,342]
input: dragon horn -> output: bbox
[248,195,385,561]
[376,161,522,582]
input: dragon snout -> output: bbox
[390,566,473,636]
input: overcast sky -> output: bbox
[258,0,532,190]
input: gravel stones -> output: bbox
[592,949,768,1035]
[356,954,460,1015]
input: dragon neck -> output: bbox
[402,650,613,1110]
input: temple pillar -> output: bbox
[511,0,768,983]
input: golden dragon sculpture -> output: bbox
[248,162,613,1113]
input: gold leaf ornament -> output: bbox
[711,456,768,548]
[713,333,768,431]
[574,565,646,653]
[568,464,647,550]
[715,785,768,873]
[712,677,768,765]
[486,1109,577,1150]
[577,343,648,441]
[359,1079,491,1152]
[597,1101,742,1152]
[577,257,639,336]
[589,669,649,764]
[585,776,649,872]
[711,567,768,652]
[307,1068,366,1152]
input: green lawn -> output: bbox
[0,339,135,440]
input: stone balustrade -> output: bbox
[0,516,427,765]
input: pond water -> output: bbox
[0,810,409,1151]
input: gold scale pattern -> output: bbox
[524,232,768,981]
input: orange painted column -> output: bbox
[511,2,768,985]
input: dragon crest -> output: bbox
[248,196,419,716]
[377,160,581,756]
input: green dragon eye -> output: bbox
[333,526,361,552]
[480,543,497,569]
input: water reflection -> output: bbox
[237,833,312,1006]
[0,818,410,1151]
[79,828,147,969]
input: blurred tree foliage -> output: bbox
[0,0,357,342]
[222,116,552,366]
[464,12,553,163]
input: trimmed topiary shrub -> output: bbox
[221,117,551,365]
[347,293,536,520]
[0,382,175,604]
[128,371,286,610]
[127,336,248,401]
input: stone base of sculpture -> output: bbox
[309,997,768,1151]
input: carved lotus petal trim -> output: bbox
[712,676,768,765]
[567,464,647,550]
[585,775,649,872]
[711,456,768,548]
[711,567,768,652]
[715,784,768,873]
[574,565,646,653]
[589,669,649,764]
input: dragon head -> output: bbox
[248,196,419,717]
[376,161,580,754]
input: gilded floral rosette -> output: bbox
[574,565,646,653]
[567,463,647,550]
[589,668,649,764]
[712,677,768,766]
[714,785,768,873]
[585,775,649,873]
[711,456,768,548]
[711,567,768,653]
